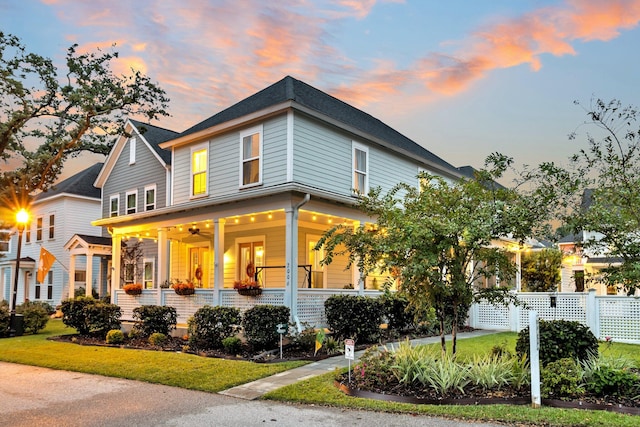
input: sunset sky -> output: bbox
[2,0,640,183]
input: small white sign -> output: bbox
[276,324,287,334]
[345,339,355,360]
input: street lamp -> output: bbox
[10,208,29,337]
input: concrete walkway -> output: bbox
[220,329,500,400]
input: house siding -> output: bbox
[102,136,167,218]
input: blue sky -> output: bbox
[2,0,639,182]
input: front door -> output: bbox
[189,247,209,287]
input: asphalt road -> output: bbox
[0,362,504,427]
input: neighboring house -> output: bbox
[0,163,104,308]
[92,75,467,324]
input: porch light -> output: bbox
[10,208,29,337]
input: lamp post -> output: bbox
[9,208,29,337]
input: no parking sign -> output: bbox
[345,339,355,360]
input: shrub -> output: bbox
[131,305,177,337]
[148,332,168,346]
[241,305,290,350]
[0,303,9,338]
[288,326,316,352]
[222,336,242,354]
[60,296,122,337]
[541,358,584,400]
[325,295,383,343]
[379,292,416,333]
[581,356,640,398]
[516,320,598,366]
[17,301,50,334]
[187,305,241,350]
[468,354,516,392]
[105,329,125,344]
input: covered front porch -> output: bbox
[101,191,392,325]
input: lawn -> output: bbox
[264,332,640,427]
[0,319,306,393]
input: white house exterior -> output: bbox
[0,163,104,308]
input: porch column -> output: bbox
[213,218,225,306]
[157,228,168,306]
[352,221,364,295]
[111,234,121,303]
[85,253,93,297]
[68,254,76,299]
[284,205,298,318]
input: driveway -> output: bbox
[0,362,504,427]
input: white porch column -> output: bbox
[352,221,364,295]
[213,218,225,306]
[157,228,168,306]
[85,253,93,297]
[285,194,310,321]
[111,234,121,303]
[68,255,76,299]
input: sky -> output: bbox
[1,0,640,184]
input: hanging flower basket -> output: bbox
[172,282,195,296]
[123,283,143,296]
[237,287,262,297]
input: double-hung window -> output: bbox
[0,230,10,253]
[126,190,137,214]
[110,195,119,217]
[191,144,208,197]
[48,214,55,239]
[144,185,156,211]
[240,125,262,188]
[36,217,43,241]
[352,142,369,194]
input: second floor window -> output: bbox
[352,142,369,194]
[48,214,55,239]
[145,185,156,211]
[240,126,262,187]
[126,190,137,214]
[25,222,31,243]
[191,146,208,197]
[0,230,10,252]
[36,217,43,241]
[110,195,119,217]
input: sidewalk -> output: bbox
[219,329,500,400]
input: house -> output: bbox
[93,76,467,325]
[0,163,104,308]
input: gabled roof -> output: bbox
[173,76,460,176]
[94,119,179,188]
[34,163,103,202]
[129,119,178,164]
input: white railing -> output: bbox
[468,289,640,344]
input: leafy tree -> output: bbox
[0,31,169,202]
[317,154,543,355]
[527,99,640,294]
[521,248,562,292]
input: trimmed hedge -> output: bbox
[516,319,598,366]
[325,294,383,343]
[132,305,177,337]
[188,305,241,350]
[60,296,122,338]
[242,305,290,350]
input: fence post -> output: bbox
[586,288,599,338]
[509,300,519,332]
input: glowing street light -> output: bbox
[10,208,29,337]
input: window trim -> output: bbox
[109,195,119,217]
[125,190,137,215]
[36,216,43,242]
[0,230,11,253]
[352,141,369,195]
[190,143,209,198]
[129,137,136,165]
[239,125,263,189]
[48,214,55,240]
[144,185,156,211]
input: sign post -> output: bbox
[529,311,541,408]
[277,323,287,359]
[345,339,355,383]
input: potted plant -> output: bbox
[123,283,143,295]
[234,278,262,296]
[172,281,196,296]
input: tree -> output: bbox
[316,154,542,355]
[530,99,640,295]
[0,32,169,202]
[521,248,562,292]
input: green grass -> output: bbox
[0,320,306,393]
[264,332,640,427]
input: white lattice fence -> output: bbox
[517,293,587,330]
[598,297,640,343]
[219,289,285,314]
[471,301,511,330]
[115,290,158,320]
[161,290,215,324]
